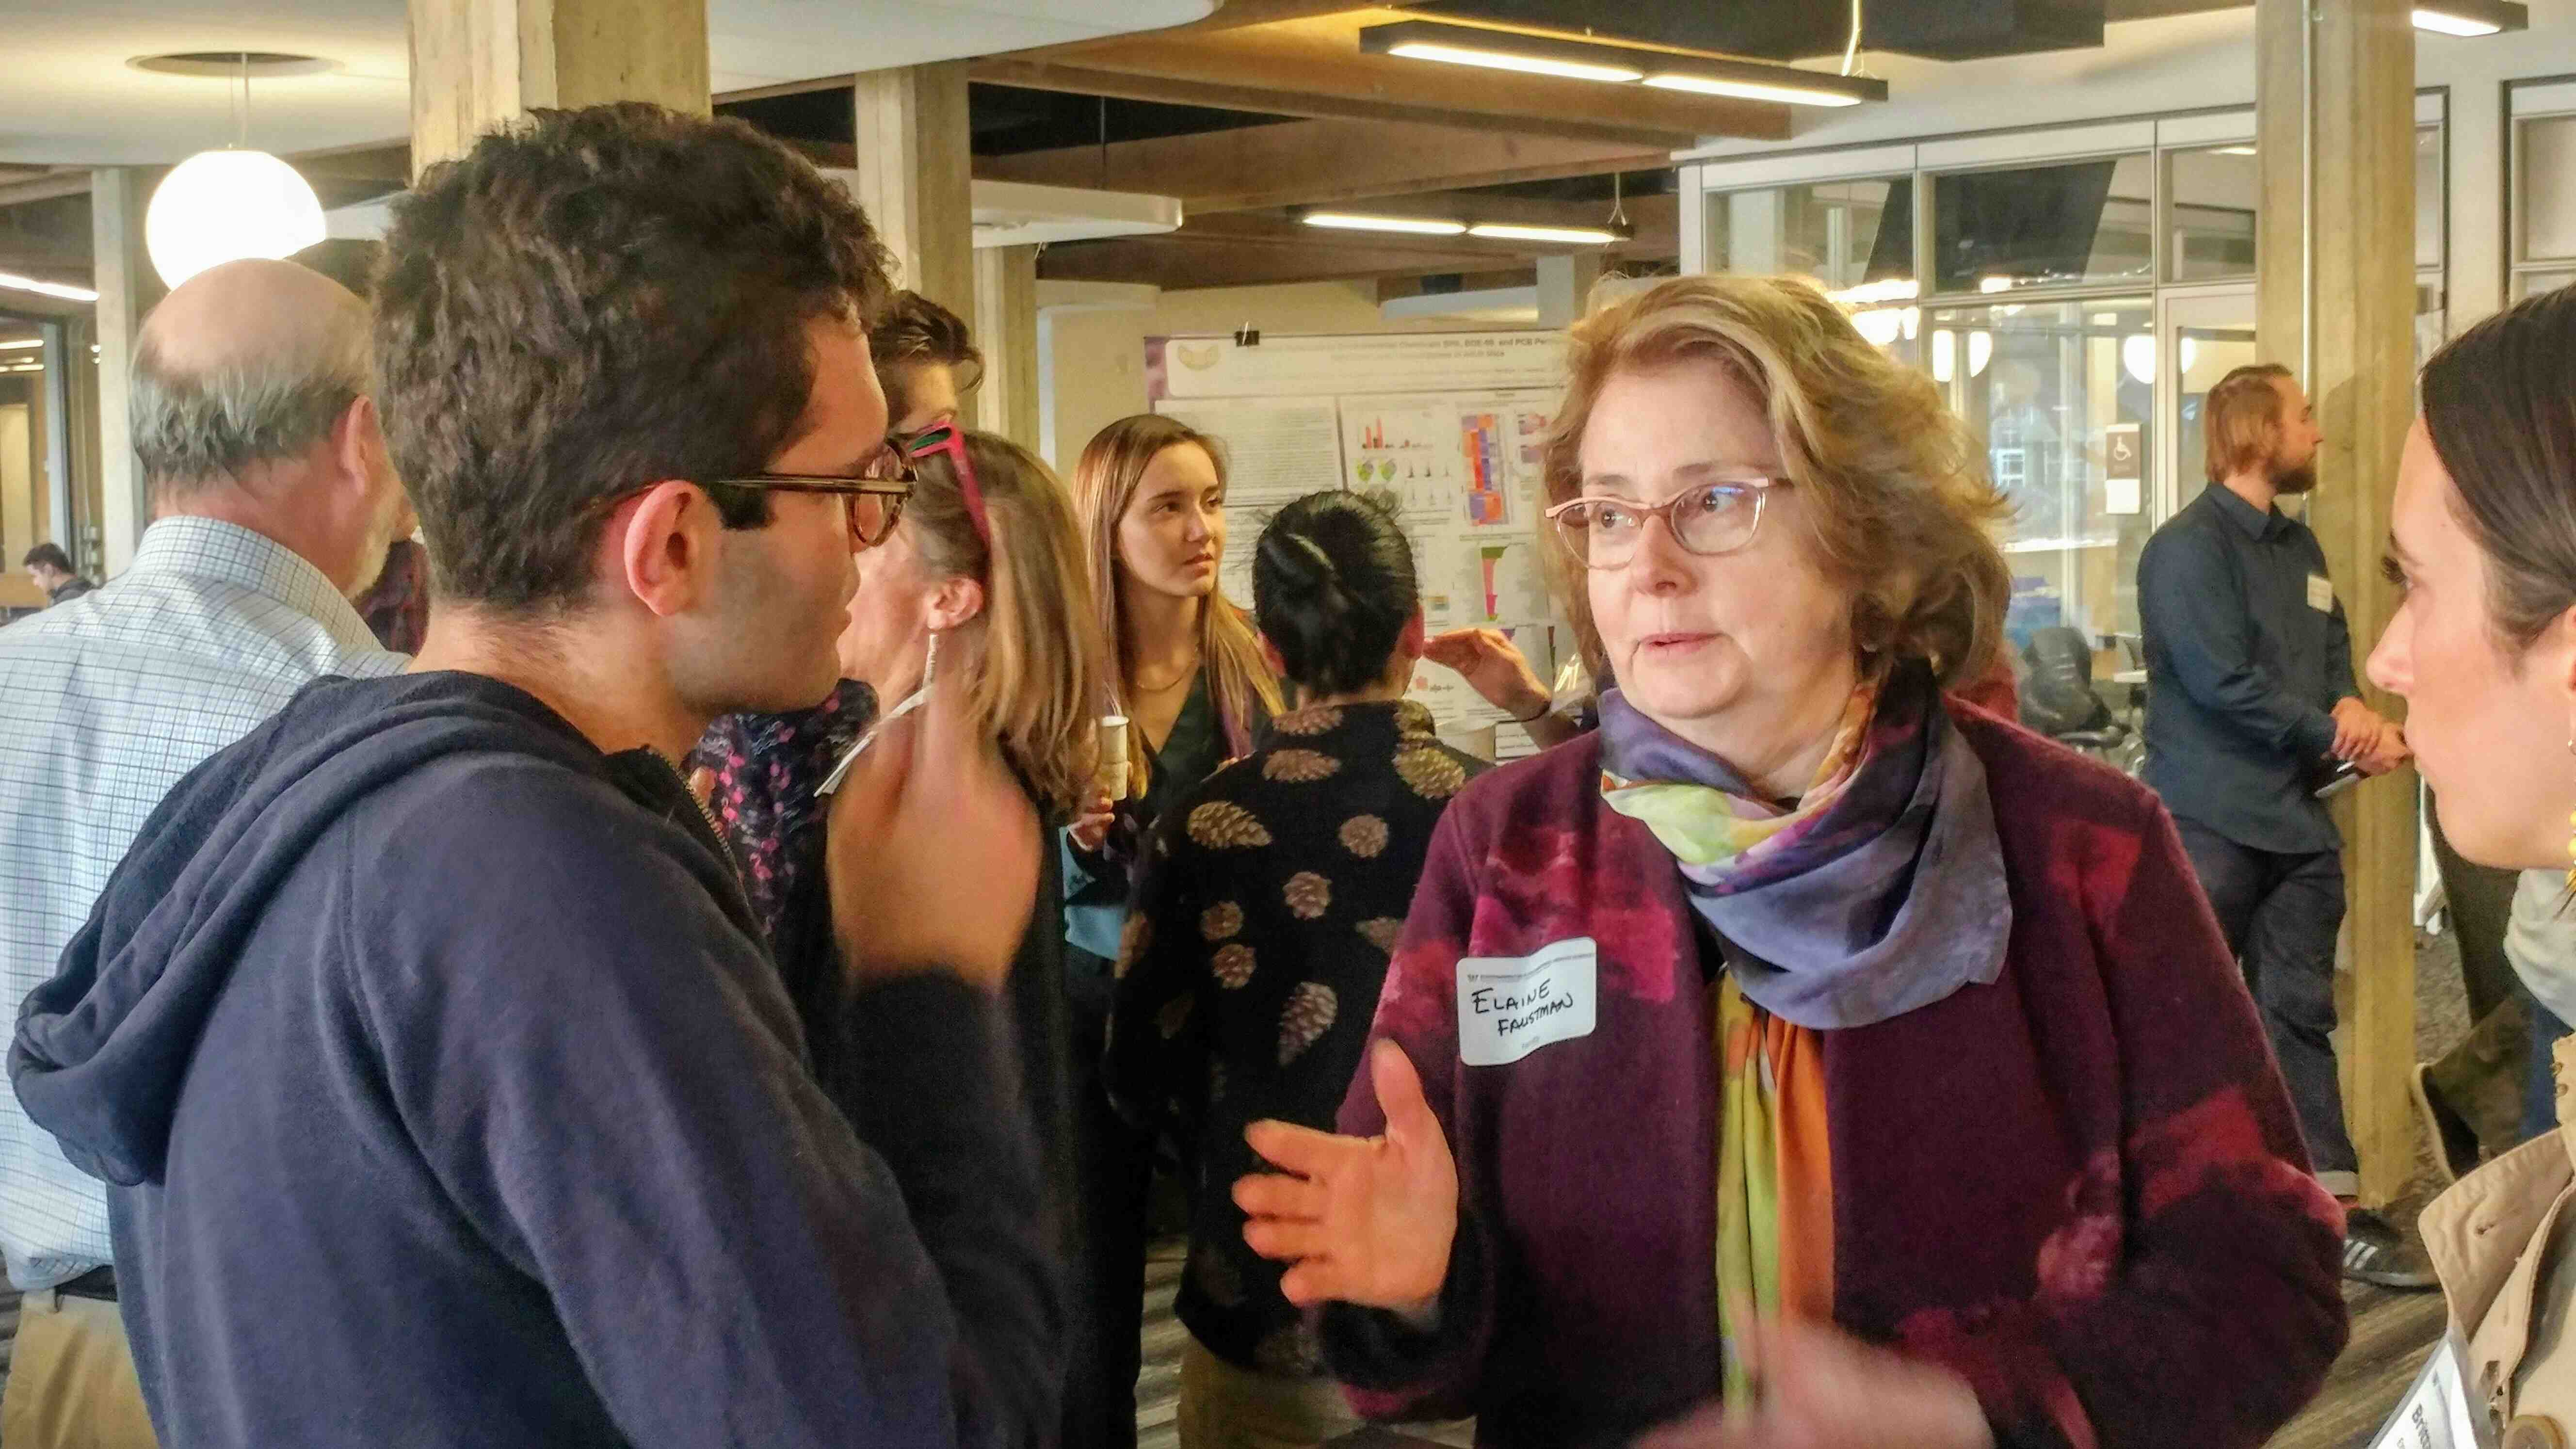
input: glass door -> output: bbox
[2159,287,2259,525]
[1925,296,2155,656]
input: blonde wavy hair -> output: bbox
[1070,415,1283,794]
[1540,274,2011,689]
[906,430,1112,814]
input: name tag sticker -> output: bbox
[1457,937,1598,1068]
[2308,573,2335,612]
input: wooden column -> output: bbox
[90,167,149,577]
[2256,0,2418,1208]
[407,0,711,173]
[973,245,1041,444]
[853,64,977,332]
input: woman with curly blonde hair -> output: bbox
[1232,275,2347,1449]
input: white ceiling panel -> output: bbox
[0,0,1215,167]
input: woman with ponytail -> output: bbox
[1105,490,1485,1449]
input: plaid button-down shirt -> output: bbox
[0,517,406,1289]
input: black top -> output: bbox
[2138,483,2362,854]
[1104,699,1486,1374]
[693,690,1080,1262]
[1063,670,1270,980]
[15,671,1057,1448]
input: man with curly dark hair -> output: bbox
[13,104,1059,1447]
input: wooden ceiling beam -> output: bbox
[967,58,1692,149]
[973,117,1669,213]
[984,20,1784,147]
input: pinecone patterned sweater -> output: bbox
[1106,698,1487,1375]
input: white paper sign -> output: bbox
[2368,1336,2495,1449]
[2309,573,2336,613]
[1457,937,1598,1068]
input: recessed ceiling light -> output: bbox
[2412,1,2529,36]
[1466,222,1626,246]
[130,51,341,79]
[2213,145,2259,157]
[1301,212,1469,237]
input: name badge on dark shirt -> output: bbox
[1457,938,1597,1067]
[2307,573,2334,613]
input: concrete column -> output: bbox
[407,0,711,173]
[1536,252,1606,330]
[972,245,1040,445]
[853,64,977,334]
[2256,0,2418,1208]
[90,167,149,577]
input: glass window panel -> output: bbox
[2520,115,2576,262]
[1928,298,2156,648]
[2520,268,2576,301]
[1932,154,2153,294]
[2168,146,2261,283]
[1705,177,1913,290]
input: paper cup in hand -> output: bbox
[1095,715,1130,800]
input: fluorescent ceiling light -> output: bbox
[0,272,97,303]
[1467,222,1624,246]
[1643,71,1880,107]
[2213,145,2259,157]
[0,338,44,351]
[1382,40,1642,83]
[1360,20,1882,104]
[2413,1,2529,35]
[1302,212,1469,236]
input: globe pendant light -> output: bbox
[144,54,324,288]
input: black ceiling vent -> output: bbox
[1411,0,2107,63]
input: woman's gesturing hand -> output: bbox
[1636,1318,1993,1449]
[1235,1040,1459,1318]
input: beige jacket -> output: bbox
[2424,1035,2576,1445]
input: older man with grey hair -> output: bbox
[0,257,406,1449]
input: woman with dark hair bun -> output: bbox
[1106,490,1485,1449]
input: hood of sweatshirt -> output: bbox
[10,669,729,1188]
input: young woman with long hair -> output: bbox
[1059,413,1283,1449]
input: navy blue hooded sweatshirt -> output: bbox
[11,671,1058,1448]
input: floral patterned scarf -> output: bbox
[1597,659,2012,1032]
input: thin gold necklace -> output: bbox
[1132,656,1199,695]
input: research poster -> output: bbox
[1148,331,1571,760]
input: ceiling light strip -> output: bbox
[2412,1,2529,35]
[0,273,97,303]
[1361,19,1886,107]
[1466,223,1625,246]
[1383,41,1642,84]
[1301,212,1469,237]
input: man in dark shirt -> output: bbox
[11,105,1059,1445]
[21,544,95,606]
[2139,362,2421,1288]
